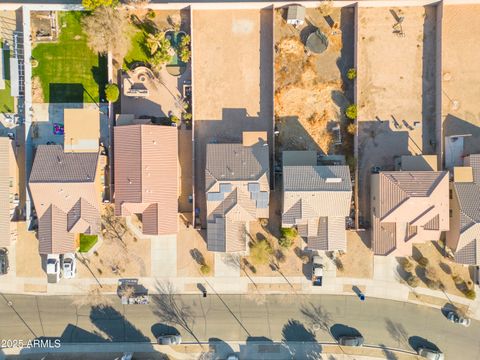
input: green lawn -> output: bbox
[123,30,150,69]
[78,234,98,253]
[32,11,107,103]
[0,46,14,113]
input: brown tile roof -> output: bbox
[372,171,449,256]
[29,145,101,255]
[114,124,178,235]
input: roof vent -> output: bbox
[57,156,62,164]
[128,178,132,185]
[325,178,342,183]
[152,140,157,145]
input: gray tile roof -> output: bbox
[30,145,98,183]
[282,165,352,252]
[206,143,270,252]
[283,166,352,192]
[206,143,269,189]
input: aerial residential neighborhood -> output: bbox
[0,0,479,359]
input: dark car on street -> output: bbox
[338,335,364,347]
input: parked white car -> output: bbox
[46,254,61,283]
[62,253,77,279]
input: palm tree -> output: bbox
[146,31,170,56]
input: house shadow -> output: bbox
[281,319,322,359]
[444,113,480,155]
[337,6,355,99]
[209,337,235,359]
[89,305,150,342]
[239,336,291,360]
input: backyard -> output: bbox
[0,46,14,113]
[31,11,107,103]
[274,6,354,161]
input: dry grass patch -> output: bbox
[336,231,373,278]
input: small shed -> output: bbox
[286,5,306,26]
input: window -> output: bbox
[449,189,453,199]
[449,209,453,218]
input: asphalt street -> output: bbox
[0,293,479,358]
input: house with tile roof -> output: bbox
[114,124,178,236]
[282,151,352,252]
[447,154,480,265]
[0,137,11,248]
[370,165,449,256]
[29,145,105,254]
[205,132,269,252]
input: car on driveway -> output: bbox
[62,253,77,279]
[417,347,445,360]
[46,254,61,283]
[447,311,471,327]
[338,335,364,347]
[0,248,9,275]
[311,255,324,286]
[157,334,182,345]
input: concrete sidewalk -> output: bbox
[0,341,420,360]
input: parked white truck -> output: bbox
[312,255,324,286]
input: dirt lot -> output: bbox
[441,5,480,155]
[78,205,151,279]
[15,222,44,278]
[177,216,215,277]
[356,6,437,224]
[192,9,273,224]
[336,231,373,278]
[274,7,354,156]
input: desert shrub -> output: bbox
[346,68,357,80]
[249,240,273,266]
[452,274,463,284]
[279,227,297,249]
[465,289,476,300]
[399,257,414,272]
[345,104,357,120]
[334,257,344,271]
[170,115,180,124]
[426,278,440,290]
[418,257,429,268]
[425,266,437,280]
[146,9,156,18]
[406,274,419,288]
[200,264,211,275]
[346,122,356,135]
[105,83,119,102]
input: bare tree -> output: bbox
[81,6,131,60]
[152,282,201,344]
[300,303,333,334]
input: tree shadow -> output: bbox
[408,335,439,352]
[385,319,409,347]
[190,248,205,266]
[281,319,322,360]
[330,323,362,341]
[439,261,451,275]
[89,305,150,342]
[91,54,108,103]
[379,343,399,360]
[300,302,333,334]
[49,83,84,103]
[209,337,235,358]
[151,281,200,344]
[151,323,179,338]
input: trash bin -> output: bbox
[359,294,365,301]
